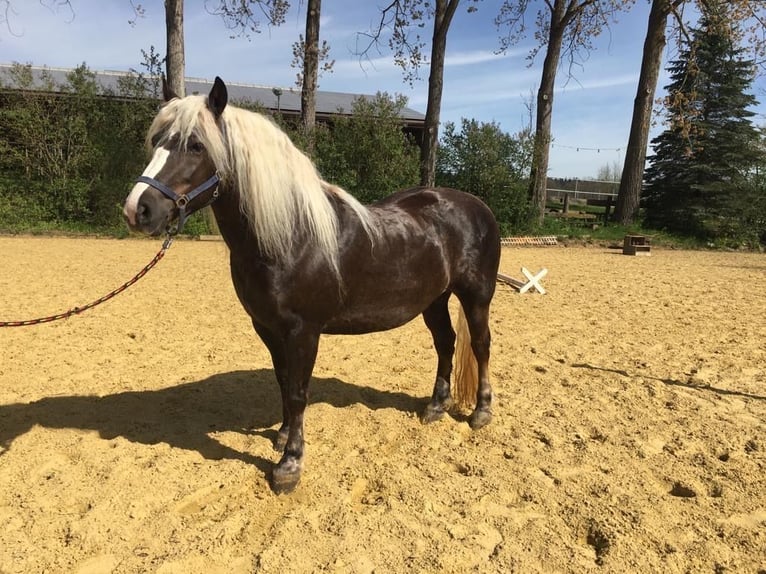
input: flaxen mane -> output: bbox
[145,95,374,270]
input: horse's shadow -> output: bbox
[0,370,423,474]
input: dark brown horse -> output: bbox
[123,78,501,493]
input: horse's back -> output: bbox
[373,186,498,235]
[371,186,501,294]
[375,186,500,258]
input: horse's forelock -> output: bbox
[146,96,229,172]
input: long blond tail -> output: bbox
[453,305,478,408]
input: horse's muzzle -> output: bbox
[124,187,174,237]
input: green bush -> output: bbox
[436,118,533,234]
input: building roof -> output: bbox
[0,64,425,126]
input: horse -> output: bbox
[122,77,501,494]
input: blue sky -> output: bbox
[2,0,765,179]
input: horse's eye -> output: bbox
[189,141,205,153]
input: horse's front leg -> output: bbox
[252,321,290,450]
[270,324,320,494]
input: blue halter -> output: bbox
[136,173,220,235]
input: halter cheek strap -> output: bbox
[136,173,220,235]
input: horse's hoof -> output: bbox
[469,409,492,430]
[270,464,301,494]
[421,405,446,424]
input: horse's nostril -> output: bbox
[136,201,150,224]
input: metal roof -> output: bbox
[0,64,425,124]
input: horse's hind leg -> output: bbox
[421,291,456,423]
[458,296,493,430]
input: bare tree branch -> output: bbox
[1,0,75,36]
[353,0,430,86]
[39,0,75,23]
[204,0,289,39]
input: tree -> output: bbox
[616,0,766,225]
[418,0,460,187]
[495,0,634,224]
[614,0,678,224]
[1,0,72,35]
[642,0,765,242]
[167,1,290,99]
[596,160,622,182]
[299,0,321,155]
[208,1,331,156]
[436,118,533,232]
[164,0,185,96]
[313,93,420,203]
[357,0,480,187]
[0,1,180,93]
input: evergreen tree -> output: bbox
[643,1,765,242]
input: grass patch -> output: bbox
[535,216,709,250]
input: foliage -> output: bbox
[0,65,422,235]
[642,2,766,246]
[123,45,165,100]
[436,118,533,233]
[536,215,711,249]
[0,62,159,232]
[291,34,333,89]
[312,93,420,204]
[0,63,101,221]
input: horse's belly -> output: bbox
[323,306,422,334]
[323,285,443,334]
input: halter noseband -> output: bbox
[136,173,220,235]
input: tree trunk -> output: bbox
[529,14,566,225]
[301,0,320,156]
[615,0,669,225]
[419,0,459,187]
[165,0,185,97]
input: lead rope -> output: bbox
[0,235,174,328]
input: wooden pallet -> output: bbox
[500,236,558,247]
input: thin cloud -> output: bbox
[444,49,512,67]
[557,73,639,92]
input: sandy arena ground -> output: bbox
[0,236,764,573]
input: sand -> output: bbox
[0,236,764,573]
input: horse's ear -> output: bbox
[208,77,228,118]
[162,75,179,102]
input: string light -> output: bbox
[551,143,622,153]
